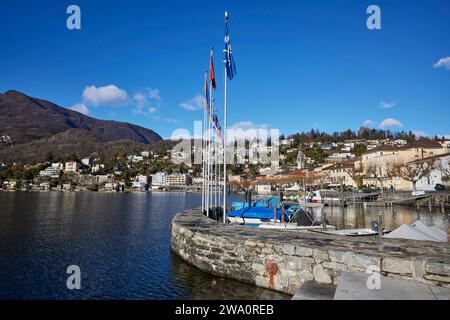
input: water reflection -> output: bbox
[0,191,447,300]
[322,205,449,234]
[0,191,275,300]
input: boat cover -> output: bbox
[384,221,448,242]
[226,206,291,221]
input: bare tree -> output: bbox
[363,161,399,193]
[436,159,450,183]
[398,159,434,191]
[314,172,330,189]
[345,166,364,189]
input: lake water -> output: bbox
[0,191,289,300]
[0,192,447,300]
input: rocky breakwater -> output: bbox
[171,209,450,295]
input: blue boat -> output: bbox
[231,196,279,211]
[226,206,292,225]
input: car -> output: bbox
[435,184,447,191]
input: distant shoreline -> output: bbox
[0,189,203,194]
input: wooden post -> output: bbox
[378,213,383,237]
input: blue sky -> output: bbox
[0,0,449,139]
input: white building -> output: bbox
[39,163,62,178]
[131,175,149,191]
[92,164,105,173]
[414,154,450,191]
[281,139,294,146]
[64,161,79,173]
[166,174,191,187]
[297,151,306,170]
[151,172,167,187]
[81,157,94,167]
[255,184,271,195]
[127,155,144,162]
[394,139,408,146]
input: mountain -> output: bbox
[0,90,163,164]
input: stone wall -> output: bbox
[171,209,450,295]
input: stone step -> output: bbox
[334,271,450,300]
[292,281,337,300]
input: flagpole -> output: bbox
[208,48,214,216]
[202,73,207,215]
[223,12,229,224]
[223,66,228,223]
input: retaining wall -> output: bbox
[171,209,450,295]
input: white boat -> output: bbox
[258,223,335,231]
[318,228,380,237]
[306,190,346,206]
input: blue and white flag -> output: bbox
[224,18,236,80]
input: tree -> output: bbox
[353,144,367,157]
[345,166,365,189]
[397,159,434,191]
[314,172,330,189]
[436,160,450,183]
[365,163,390,197]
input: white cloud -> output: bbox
[380,101,396,109]
[82,85,129,107]
[379,118,404,129]
[433,57,450,70]
[231,121,269,131]
[70,103,90,115]
[229,121,273,141]
[132,88,162,115]
[165,118,177,124]
[363,120,377,127]
[147,88,162,102]
[180,94,205,111]
[413,130,428,138]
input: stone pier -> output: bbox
[171,208,450,296]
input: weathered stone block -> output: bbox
[262,248,274,254]
[323,261,348,272]
[252,263,265,273]
[329,250,352,265]
[222,243,236,250]
[313,249,329,264]
[424,274,450,283]
[425,259,450,277]
[313,264,332,284]
[350,253,380,272]
[297,257,315,272]
[283,244,296,256]
[298,270,314,283]
[413,259,425,279]
[382,257,413,275]
[281,269,298,278]
[211,247,224,254]
[285,257,299,271]
[244,240,257,247]
[296,247,313,257]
